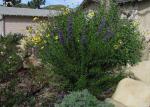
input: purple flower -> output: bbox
[97,17,106,35]
[103,27,114,42]
[50,31,54,38]
[58,31,64,45]
[81,35,87,47]
[67,16,73,40]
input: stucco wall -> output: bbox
[81,0,150,40]
[4,16,36,35]
[137,1,150,39]
[0,15,3,35]
[120,1,150,40]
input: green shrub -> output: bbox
[0,33,23,81]
[55,89,114,107]
[39,1,143,96]
[0,33,27,106]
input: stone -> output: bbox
[112,78,150,107]
[105,98,127,107]
[23,54,42,68]
[130,61,150,84]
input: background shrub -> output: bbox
[39,1,143,97]
[0,34,66,106]
[55,89,114,107]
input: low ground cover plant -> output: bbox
[55,89,114,107]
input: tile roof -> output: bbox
[81,0,143,4]
[0,6,61,17]
[116,0,143,3]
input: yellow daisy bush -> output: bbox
[26,20,50,46]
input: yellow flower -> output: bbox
[26,26,33,33]
[41,46,44,49]
[87,10,95,19]
[31,35,42,45]
[113,40,123,49]
[43,40,47,44]
[33,17,39,21]
[54,36,58,40]
[0,51,4,56]
[114,45,119,50]
[118,40,123,45]
[46,34,50,38]
[63,8,70,15]
[34,42,37,45]
[66,8,70,12]
[114,40,123,50]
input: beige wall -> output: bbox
[83,0,150,40]
[120,1,150,40]
[137,1,150,39]
[4,16,36,35]
[0,15,3,35]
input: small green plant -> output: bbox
[0,33,23,81]
[0,77,36,107]
[39,1,143,97]
[55,89,114,107]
